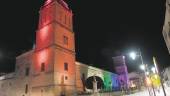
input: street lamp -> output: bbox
[140,64,145,71]
[129,49,144,68]
[129,49,151,96]
[146,71,150,76]
[151,67,156,74]
[129,52,137,60]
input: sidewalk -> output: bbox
[125,87,170,96]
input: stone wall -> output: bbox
[76,62,119,93]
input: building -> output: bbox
[128,72,144,90]
[113,56,129,90]
[163,0,170,54]
[163,67,170,87]
[0,0,119,96]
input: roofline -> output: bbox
[16,50,34,59]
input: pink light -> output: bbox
[40,26,49,41]
[45,0,52,4]
[36,49,49,67]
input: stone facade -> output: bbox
[0,57,119,96]
[0,50,33,96]
[76,62,119,93]
[163,0,170,54]
[0,0,119,96]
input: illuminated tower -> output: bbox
[32,0,76,95]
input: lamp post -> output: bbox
[153,57,166,96]
[129,49,151,96]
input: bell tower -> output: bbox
[32,0,76,95]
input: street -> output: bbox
[125,86,170,96]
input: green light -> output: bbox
[103,72,112,90]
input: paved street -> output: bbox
[125,86,170,96]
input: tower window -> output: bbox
[59,11,62,21]
[41,63,45,72]
[65,76,68,80]
[64,63,68,71]
[63,36,68,45]
[25,68,30,76]
[69,17,71,27]
[64,15,67,24]
[25,84,28,94]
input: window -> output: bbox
[59,11,62,21]
[65,76,68,80]
[63,36,68,45]
[41,90,44,96]
[82,73,85,79]
[41,63,45,72]
[25,84,28,94]
[68,17,71,27]
[64,62,68,71]
[64,15,67,24]
[25,68,30,76]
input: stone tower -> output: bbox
[32,0,76,95]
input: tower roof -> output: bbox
[44,0,69,10]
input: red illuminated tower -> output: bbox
[32,0,76,95]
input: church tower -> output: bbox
[32,0,76,95]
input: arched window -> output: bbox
[41,63,45,72]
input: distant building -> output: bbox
[113,56,129,90]
[128,72,144,90]
[0,0,119,96]
[163,0,170,54]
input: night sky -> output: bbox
[0,0,169,73]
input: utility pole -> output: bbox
[153,57,166,96]
[138,49,151,96]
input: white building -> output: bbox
[163,0,170,54]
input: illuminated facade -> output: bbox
[112,56,129,89]
[76,62,119,93]
[163,0,170,54]
[0,0,119,96]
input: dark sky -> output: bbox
[0,0,169,73]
